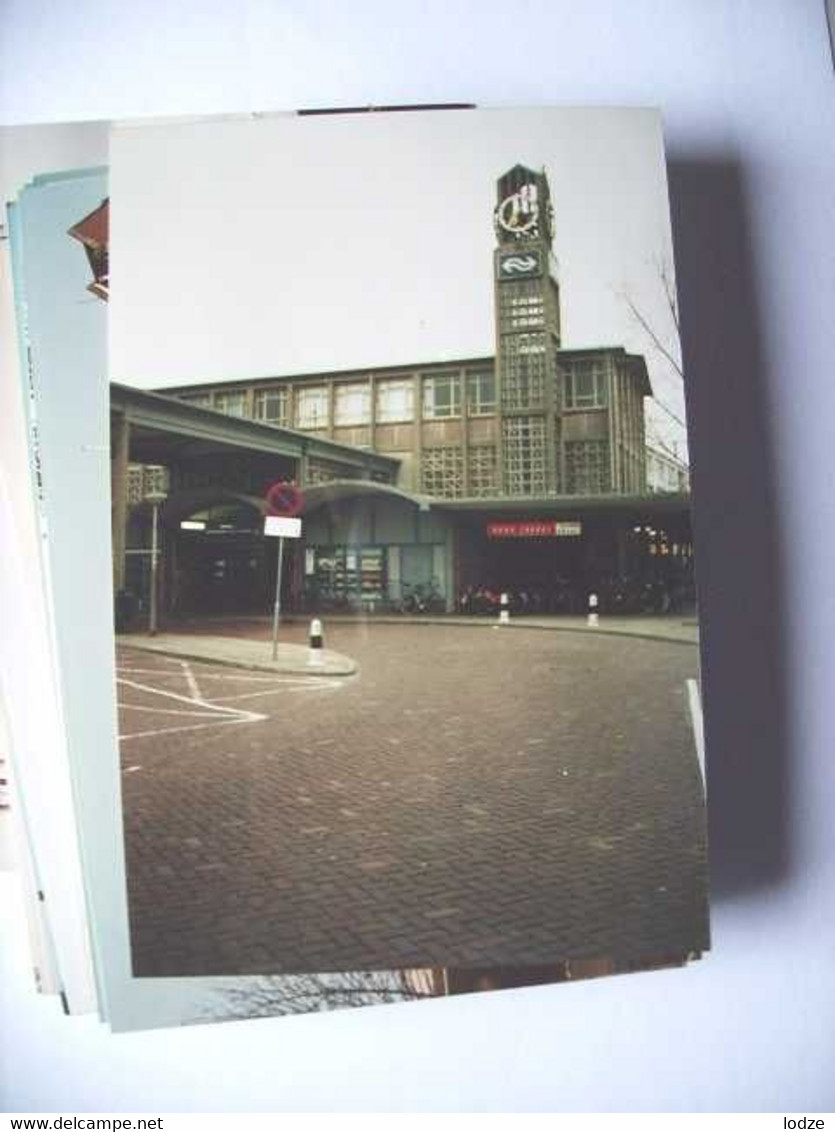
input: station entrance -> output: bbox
[171,500,306,617]
[451,501,695,614]
[455,515,613,613]
[124,497,295,619]
[174,530,270,615]
[121,487,695,624]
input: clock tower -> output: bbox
[493,165,563,495]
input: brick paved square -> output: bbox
[116,621,709,977]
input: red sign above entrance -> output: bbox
[266,480,305,517]
[487,520,583,539]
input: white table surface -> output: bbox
[1,0,833,1113]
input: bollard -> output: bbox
[308,617,325,666]
[587,592,599,628]
[499,591,510,626]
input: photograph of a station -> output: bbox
[81,109,709,997]
[82,169,693,624]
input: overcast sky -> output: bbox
[109,107,687,458]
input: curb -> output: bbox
[279,616,700,648]
[116,638,358,678]
[149,618,699,650]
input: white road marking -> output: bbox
[115,650,341,744]
[119,718,261,742]
[180,660,201,700]
[116,665,326,684]
[118,704,229,718]
[212,682,344,703]
[207,671,323,683]
[117,677,259,718]
[119,652,182,668]
[686,677,706,790]
[116,668,194,678]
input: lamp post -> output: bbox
[146,492,166,636]
[141,466,169,637]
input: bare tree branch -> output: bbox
[646,430,683,461]
[620,291,684,381]
[647,394,688,432]
[201,969,438,1022]
[653,253,680,336]
[615,258,688,438]
[661,270,680,337]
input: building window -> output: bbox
[563,359,608,409]
[498,280,545,332]
[181,393,211,408]
[501,333,547,410]
[468,444,498,497]
[335,382,371,426]
[309,546,388,607]
[565,440,610,494]
[179,453,264,494]
[253,387,289,426]
[307,457,361,485]
[376,379,414,423]
[422,374,460,419]
[421,446,464,498]
[466,369,496,415]
[213,390,247,417]
[126,464,146,505]
[295,386,329,429]
[502,416,547,495]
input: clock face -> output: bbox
[494,182,540,238]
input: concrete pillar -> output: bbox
[297,446,309,487]
[111,413,131,591]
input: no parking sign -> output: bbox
[265,480,305,517]
[264,481,305,660]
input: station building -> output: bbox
[98,164,694,619]
[646,443,691,494]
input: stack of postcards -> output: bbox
[0,107,710,1032]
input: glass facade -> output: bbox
[467,444,498,497]
[213,390,247,417]
[253,387,289,425]
[564,359,608,409]
[295,386,329,429]
[498,279,545,331]
[565,439,611,494]
[376,379,414,423]
[335,382,371,426]
[420,446,464,498]
[305,542,450,612]
[422,374,461,419]
[308,546,387,610]
[307,456,362,485]
[466,369,496,415]
[502,416,548,495]
[500,333,548,411]
[168,351,642,501]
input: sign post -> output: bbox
[272,535,285,660]
[264,482,305,661]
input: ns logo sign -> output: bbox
[498,251,541,279]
